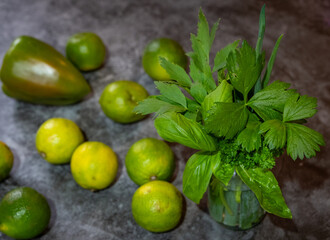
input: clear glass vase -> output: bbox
[207,172,265,230]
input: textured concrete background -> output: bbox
[0,0,329,239]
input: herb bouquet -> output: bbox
[135,6,325,230]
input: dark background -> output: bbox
[0,0,329,239]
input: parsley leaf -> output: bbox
[259,119,286,149]
[154,112,217,151]
[227,40,263,101]
[237,113,262,152]
[211,154,234,186]
[134,97,186,116]
[159,57,192,87]
[283,93,317,122]
[183,151,217,203]
[190,82,207,104]
[154,81,187,108]
[286,123,325,160]
[212,40,240,72]
[205,102,249,139]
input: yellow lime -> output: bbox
[0,187,51,239]
[125,138,175,186]
[99,80,149,124]
[142,38,188,81]
[0,141,13,182]
[131,180,183,232]
[35,118,84,164]
[71,141,118,191]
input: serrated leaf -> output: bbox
[154,81,187,108]
[286,123,325,160]
[189,58,215,93]
[248,80,296,121]
[201,80,233,119]
[283,93,317,122]
[237,114,262,152]
[212,40,240,72]
[159,57,192,87]
[227,40,263,101]
[190,82,207,104]
[134,97,186,116]
[211,154,234,186]
[154,112,217,151]
[205,102,249,139]
[262,34,283,87]
[197,9,211,53]
[183,151,217,203]
[259,119,286,149]
[236,166,292,219]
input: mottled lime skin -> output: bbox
[66,32,106,71]
[99,80,149,123]
[0,187,51,239]
[0,36,91,105]
[71,142,118,191]
[0,141,13,182]
[125,138,175,186]
[142,38,188,81]
[36,118,84,164]
[132,181,183,232]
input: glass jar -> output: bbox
[207,172,265,230]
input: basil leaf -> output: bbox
[211,153,234,186]
[154,112,217,151]
[236,166,292,219]
[183,151,218,203]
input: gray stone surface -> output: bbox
[0,0,329,239]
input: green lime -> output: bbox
[99,80,149,124]
[0,187,51,239]
[71,141,118,191]
[66,32,106,71]
[131,180,183,232]
[36,118,84,164]
[126,138,175,186]
[142,38,188,81]
[0,141,13,182]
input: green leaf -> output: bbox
[236,166,292,219]
[159,57,192,87]
[227,40,263,101]
[183,151,217,203]
[154,112,217,151]
[210,19,220,51]
[262,34,283,88]
[259,119,286,149]
[286,123,325,160]
[212,40,240,72]
[255,4,266,57]
[154,81,187,108]
[237,114,262,152]
[190,82,207,104]
[211,154,234,186]
[134,97,186,116]
[248,80,296,121]
[283,93,317,122]
[205,102,249,139]
[201,80,233,119]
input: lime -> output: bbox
[0,187,51,239]
[142,38,188,81]
[131,180,183,232]
[125,138,175,186]
[0,141,13,182]
[36,118,84,164]
[66,32,106,71]
[71,141,118,191]
[99,80,149,124]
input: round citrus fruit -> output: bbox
[0,141,13,182]
[36,118,84,164]
[66,32,106,71]
[142,38,188,81]
[131,180,183,232]
[71,141,118,191]
[99,80,149,124]
[0,187,51,239]
[126,138,175,186]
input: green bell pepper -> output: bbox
[0,36,91,105]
